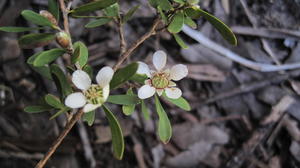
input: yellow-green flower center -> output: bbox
[151,73,169,89]
[84,85,104,105]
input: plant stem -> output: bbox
[117,18,127,55]
[113,17,161,71]
[58,0,70,35]
[35,109,84,168]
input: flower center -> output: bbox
[151,73,169,89]
[84,85,104,105]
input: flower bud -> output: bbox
[39,10,58,26]
[56,31,71,49]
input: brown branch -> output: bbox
[117,18,127,55]
[35,109,84,168]
[58,0,70,34]
[113,17,161,71]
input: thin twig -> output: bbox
[117,18,127,55]
[58,0,70,34]
[35,109,84,168]
[182,25,300,72]
[113,17,161,70]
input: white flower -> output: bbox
[64,66,114,113]
[137,50,188,99]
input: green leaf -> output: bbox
[122,88,135,115]
[102,105,124,160]
[172,0,185,4]
[24,105,53,113]
[83,64,93,78]
[48,0,60,20]
[21,10,54,27]
[71,0,118,15]
[141,100,150,120]
[130,74,148,84]
[85,17,113,28]
[104,3,119,17]
[72,41,89,67]
[18,33,56,49]
[184,16,197,29]
[168,11,184,33]
[122,5,139,23]
[110,62,139,89]
[27,52,52,80]
[163,94,191,111]
[49,107,69,120]
[0,26,43,32]
[45,94,64,109]
[158,0,172,11]
[154,95,172,144]
[107,95,140,105]
[158,6,168,24]
[148,0,158,8]
[83,110,96,126]
[173,33,188,49]
[186,7,237,45]
[33,48,65,66]
[50,64,73,98]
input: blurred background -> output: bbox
[1,0,300,167]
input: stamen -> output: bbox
[84,85,104,105]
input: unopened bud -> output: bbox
[39,10,58,26]
[56,31,71,49]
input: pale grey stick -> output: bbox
[182,25,300,72]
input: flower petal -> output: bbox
[165,87,182,99]
[170,64,188,81]
[102,84,110,101]
[65,92,86,108]
[153,50,167,71]
[72,70,91,90]
[138,85,156,99]
[83,104,100,113]
[137,62,151,77]
[96,66,114,88]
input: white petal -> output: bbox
[165,87,182,99]
[72,70,91,90]
[96,66,114,88]
[137,62,151,77]
[83,104,100,113]
[168,81,176,87]
[170,64,188,81]
[65,92,86,108]
[153,50,167,71]
[102,84,110,101]
[138,85,156,99]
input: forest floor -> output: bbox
[1,0,300,168]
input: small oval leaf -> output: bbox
[158,0,172,11]
[83,110,96,126]
[71,0,118,15]
[24,105,53,113]
[48,0,60,20]
[163,94,191,111]
[0,26,43,32]
[102,105,125,160]
[122,88,136,115]
[50,107,69,120]
[122,5,139,23]
[141,100,150,120]
[72,41,89,67]
[107,95,140,105]
[168,11,184,33]
[173,33,188,49]
[45,94,64,109]
[110,62,139,89]
[184,16,197,29]
[50,64,73,98]
[21,10,54,27]
[27,52,53,80]
[18,33,56,49]
[85,17,113,28]
[155,95,172,144]
[33,48,65,66]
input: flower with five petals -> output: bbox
[64,66,114,113]
[137,50,188,99]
